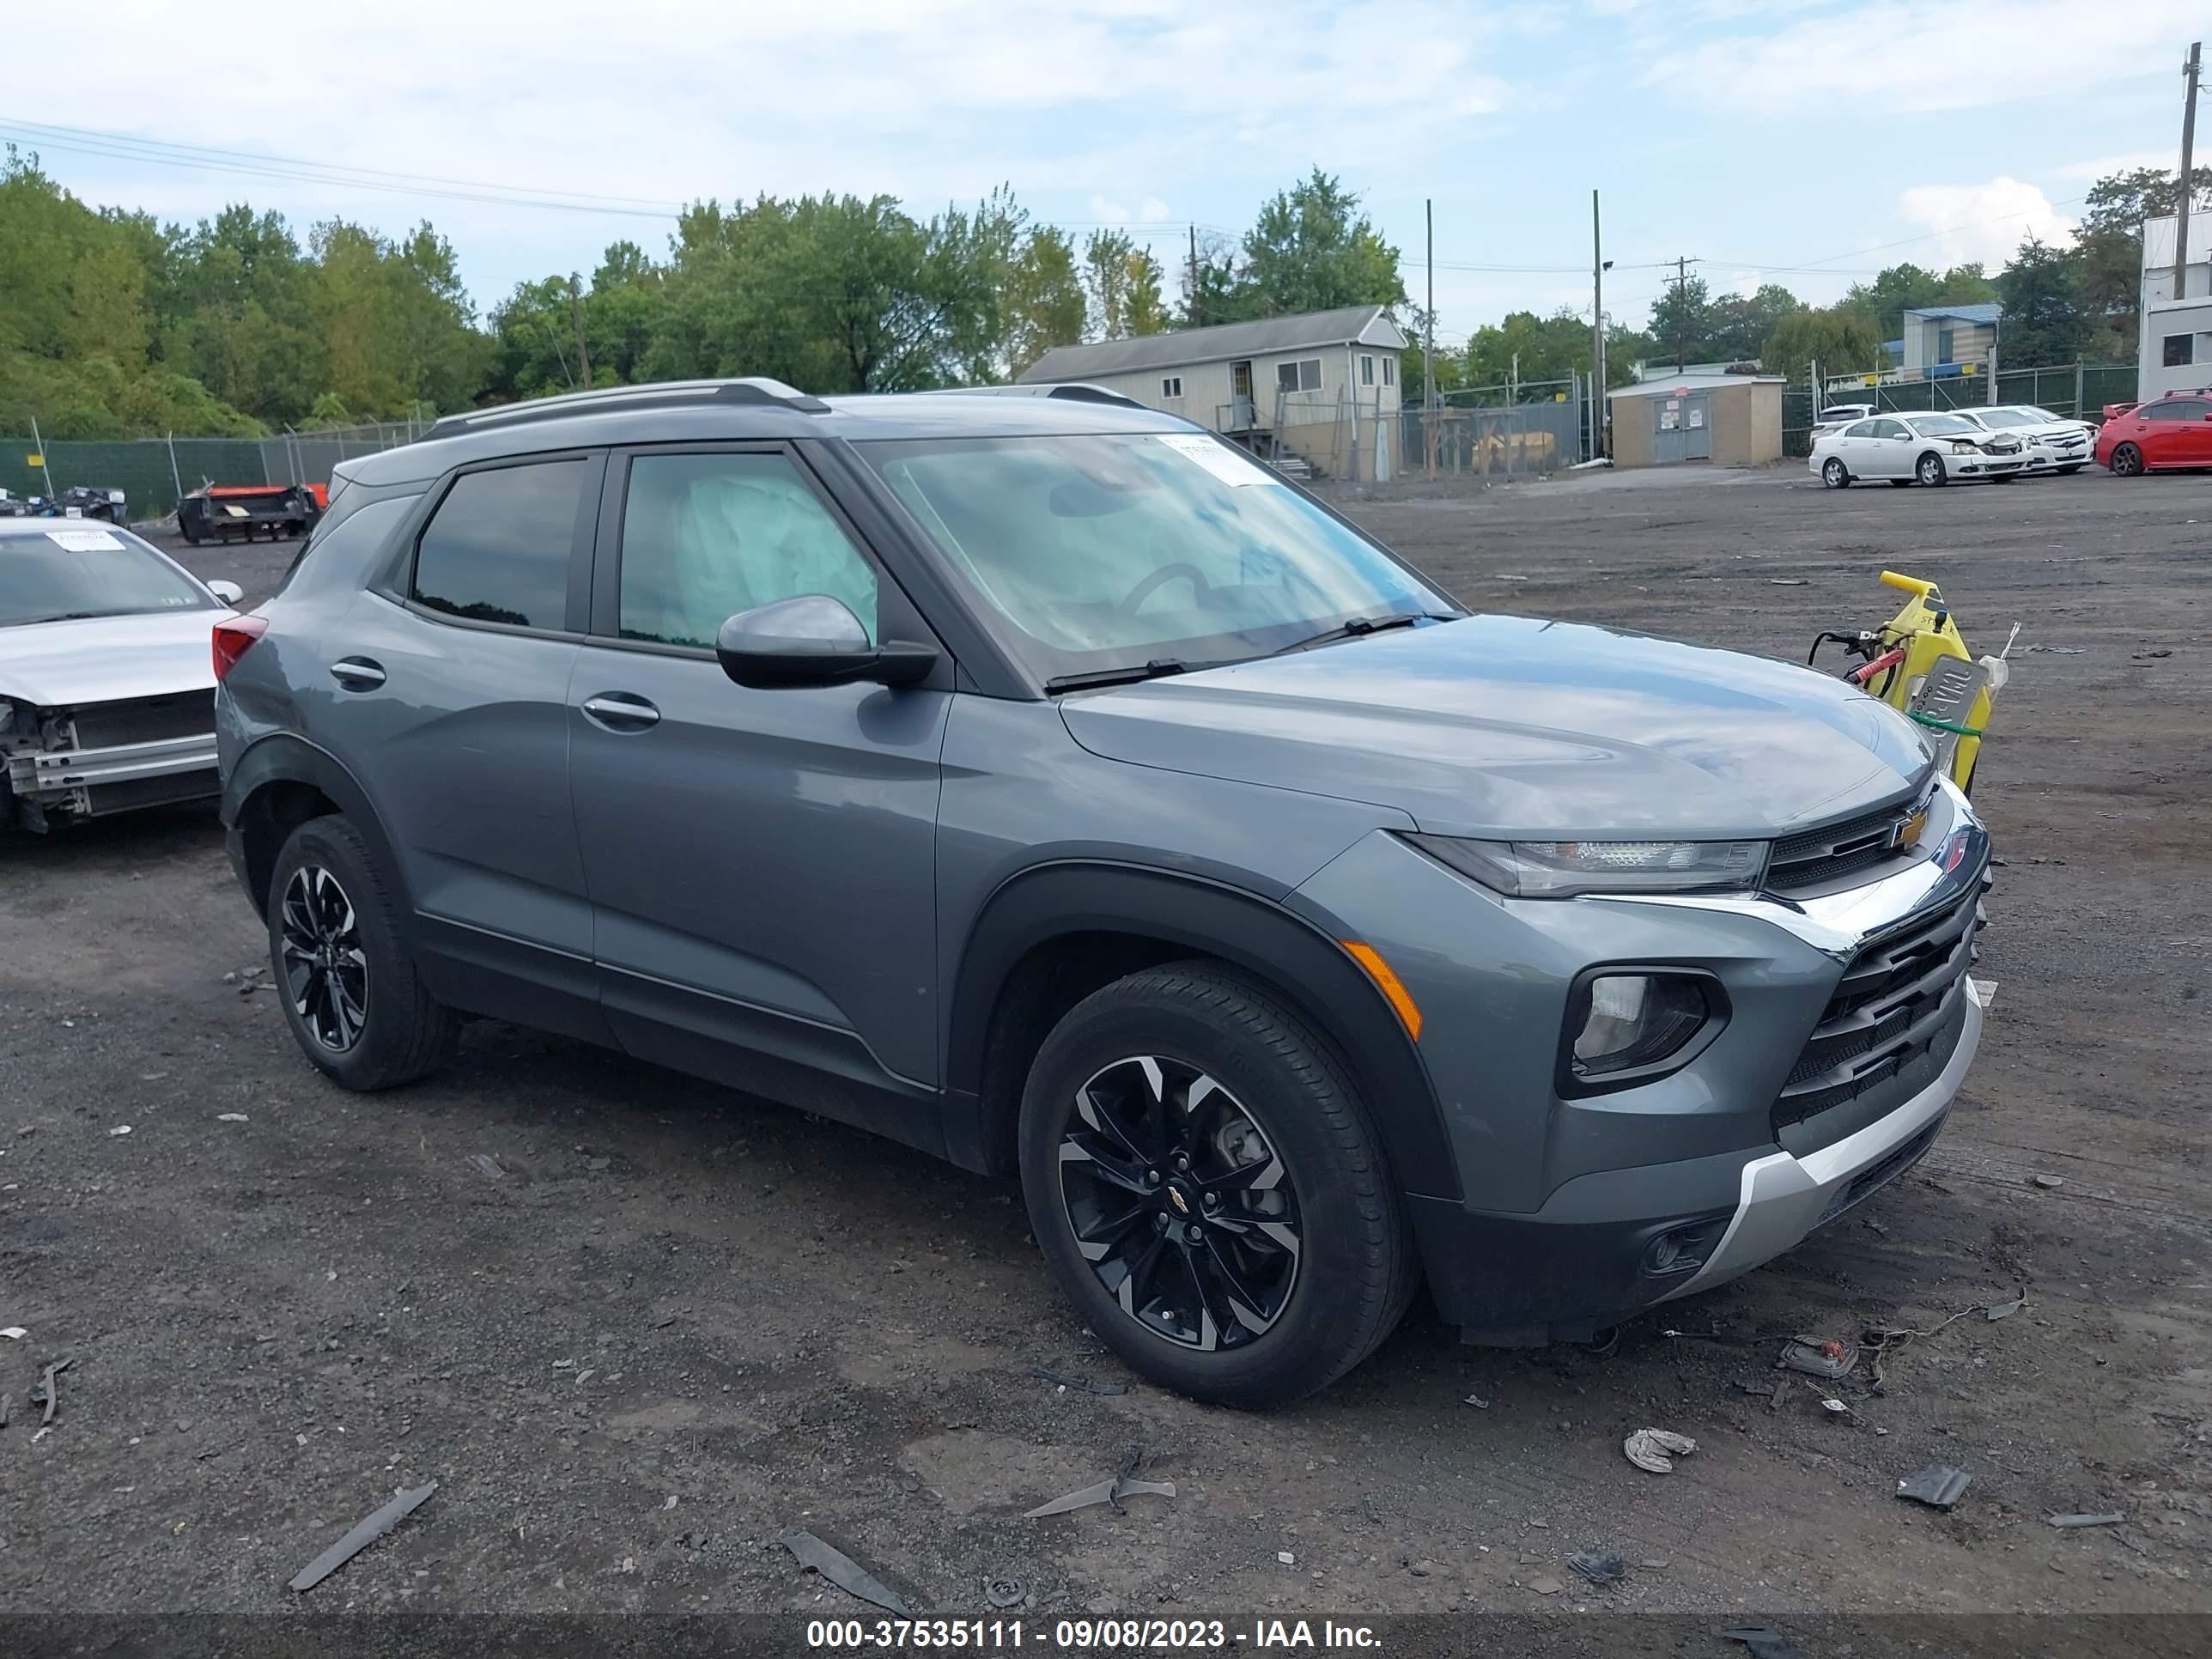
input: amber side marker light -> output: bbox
[1340,941,1422,1040]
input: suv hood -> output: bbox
[1060,615,1934,839]
[0,608,224,708]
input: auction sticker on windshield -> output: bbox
[1151,432,1282,487]
[46,528,126,553]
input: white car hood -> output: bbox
[0,608,227,708]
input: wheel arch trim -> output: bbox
[223,732,408,921]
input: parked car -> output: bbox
[179,483,323,544]
[0,519,243,831]
[2095,392,2212,476]
[1809,403,1875,444]
[56,483,129,520]
[1811,411,2029,488]
[216,378,1993,1406]
[1952,406,2093,475]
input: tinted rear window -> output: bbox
[412,460,586,629]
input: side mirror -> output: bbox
[206,580,245,605]
[715,594,938,690]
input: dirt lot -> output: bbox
[2,463,2207,1640]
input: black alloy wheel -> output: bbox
[2110,443,2143,477]
[279,864,369,1051]
[1055,1053,1302,1351]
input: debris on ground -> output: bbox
[1024,1449,1176,1517]
[983,1576,1025,1607]
[1278,1551,1295,1566]
[1863,1287,2028,1387]
[1985,1292,2027,1322]
[216,1114,249,1123]
[1463,1393,1489,1409]
[1720,1625,1814,1659]
[1769,578,1808,586]
[107,1126,132,1138]
[2031,1174,2065,1189]
[0,1327,25,1340]
[2018,643,2083,654]
[2047,1512,2124,1528]
[1565,1549,1627,1585]
[1778,1336,1856,1378]
[783,1529,912,1616]
[1895,1464,1972,1510]
[467,1154,506,1181]
[30,1358,72,1425]
[1526,1575,1565,1595]
[1819,1396,1850,1415]
[1027,1364,1127,1396]
[289,1482,438,1592]
[1623,1428,1696,1474]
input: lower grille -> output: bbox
[1818,1120,1942,1224]
[69,692,216,749]
[1774,885,1981,1133]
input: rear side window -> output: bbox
[2142,398,2209,422]
[412,459,586,629]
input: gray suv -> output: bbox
[216,378,1992,1406]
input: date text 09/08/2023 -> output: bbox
[805,1618,1382,1649]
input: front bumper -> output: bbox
[1291,778,1990,1341]
[5,733,220,815]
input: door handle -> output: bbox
[329,657,386,690]
[580,693,660,731]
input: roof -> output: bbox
[1018,306,1404,382]
[1902,303,2002,326]
[335,383,1200,489]
[1607,373,1785,400]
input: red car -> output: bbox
[2095,392,2212,476]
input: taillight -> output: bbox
[213,616,269,682]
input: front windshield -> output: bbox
[860,433,1454,681]
[0,526,213,627]
[1975,410,2033,428]
[1909,415,1976,437]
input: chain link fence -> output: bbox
[0,420,425,522]
[1783,362,2138,458]
[1399,379,1586,480]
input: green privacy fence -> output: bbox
[1,437,272,521]
[0,422,424,521]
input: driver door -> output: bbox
[1863,417,1913,477]
[567,443,952,1135]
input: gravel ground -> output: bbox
[1,462,2207,1636]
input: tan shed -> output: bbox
[1607,374,1784,469]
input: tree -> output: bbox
[1647,274,1715,366]
[2070,164,2212,357]
[1839,262,1997,342]
[1083,230,1167,339]
[1761,307,1885,386]
[1705,284,1801,363]
[1004,226,1086,378]
[1176,228,1238,329]
[1228,168,1406,321]
[1998,236,2085,368]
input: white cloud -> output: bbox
[1085,194,1176,226]
[1645,0,2202,113]
[1895,177,2075,268]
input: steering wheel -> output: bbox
[1118,562,1211,615]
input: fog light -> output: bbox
[1570,974,1711,1080]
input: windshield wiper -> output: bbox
[8,610,125,627]
[1270,611,1443,657]
[1044,658,1196,694]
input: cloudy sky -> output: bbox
[4,1,2199,350]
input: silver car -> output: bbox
[1953,405,2094,475]
[0,520,243,830]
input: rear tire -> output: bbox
[1916,453,1948,487]
[266,815,455,1091]
[2110,443,2144,477]
[1018,963,1414,1408]
[1820,458,1850,489]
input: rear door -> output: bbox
[2150,397,2212,465]
[320,451,608,1034]
[567,442,951,1138]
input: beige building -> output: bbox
[1607,373,1784,469]
[1019,305,1407,481]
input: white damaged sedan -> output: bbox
[1811,410,2030,489]
[1,520,243,831]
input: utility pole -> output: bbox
[1670,255,1703,373]
[2179,41,2202,301]
[1424,198,1436,410]
[569,275,592,390]
[1590,190,1609,457]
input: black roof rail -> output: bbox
[930,382,1148,410]
[428,377,830,438]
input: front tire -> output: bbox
[1018,963,1414,1408]
[267,815,455,1090]
[1916,453,1948,487]
[1820,457,1850,489]
[2110,443,2144,477]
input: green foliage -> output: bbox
[1836,262,1997,342]
[1761,307,1886,386]
[1174,173,1405,329]
[1996,237,2085,368]
[1083,230,1168,340]
[1005,227,1087,379]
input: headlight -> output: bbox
[1950,440,1977,454]
[1565,971,1722,1085]
[1406,835,1767,897]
